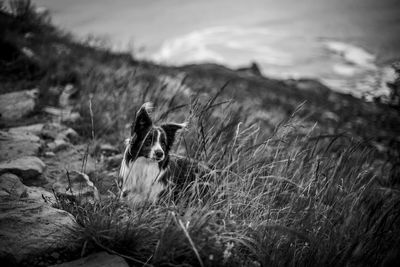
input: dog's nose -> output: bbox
[154,150,164,159]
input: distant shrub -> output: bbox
[3,0,51,34]
[9,0,32,19]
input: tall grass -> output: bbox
[57,95,400,266]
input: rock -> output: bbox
[21,47,35,59]
[24,32,34,39]
[322,111,340,122]
[0,173,54,201]
[24,185,54,201]
[44,151,56,157]
[43,144,97,184]
[49,252,129,267]
[2,122,78,161]
[52,170,99,203]
[6,122,79,147]
[0,156,46,182]
[0,196,78,263]
[0,173,26,197]
[46,126,79,152]
[48,139,70,152]
[59,128,79,143]
[7,123,45,136]
[0,130,42,161]
[0,88,38,121]
[43,106,81,123]
[59,84,78,108]
[99,144,119,156]
[39,123,79,143]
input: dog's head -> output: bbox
[125,102,186,166]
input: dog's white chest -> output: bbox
[120,157,165,205]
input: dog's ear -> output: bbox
[161,122,187,148]
[131,102,153,136]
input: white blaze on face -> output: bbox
[149,128,164,161]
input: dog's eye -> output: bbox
[122,191,129,198]
[160,135,167,145]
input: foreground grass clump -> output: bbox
[57,101,400,267]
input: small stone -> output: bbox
[48,139,70,152]
[0,130,42,161]
[8,124,45,136]
[21,47,35,59]
[0,156,46,182]
[0,173,53,201]
[24,32,34,39]
[0,89,38,121]
[43,144,97,183]
[60,128,79,143]
[40,123,77,142]
[0,173,25,197]
[53,170,99,204]
[65,112,81,123]
[43,107,81,123]
[44,152,56,157]
[99,144,119,156]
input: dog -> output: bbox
[119,102,190,206]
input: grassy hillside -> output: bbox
[1,1,400,266]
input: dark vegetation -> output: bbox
[1,1,400,266]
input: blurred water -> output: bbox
[34,0,400,99]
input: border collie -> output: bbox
[119,103,188,206]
